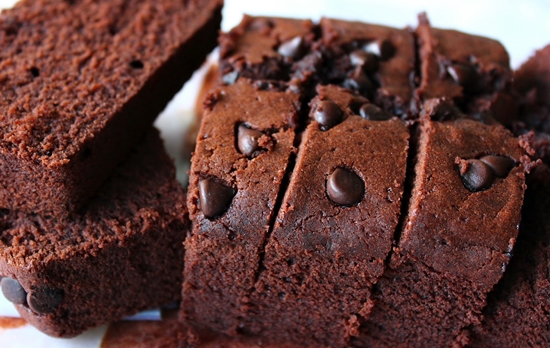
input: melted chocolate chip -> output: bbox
[28,287,64,314]
[459,159,494,192]
[326,168,365,206]
[313,101,344,131]
[480,155,515,178]
[359,103,391,121]
[363,39,395,60]
[349,50,378,73]
[447,63,475,87]
[198,178,236,218]
[277,36,303,59]
[1,277,27,305]
[343,67,375,97]
[238,125,264,156]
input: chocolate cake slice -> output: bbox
[415,13,516,125]
[467,164,550,347]
[0,0,222,216]
[219,15,316,84]
[236,85,409,347]
[181,79,300,336]
[319,18,416,117]
[353,117,527,347]
[0,129,188,338]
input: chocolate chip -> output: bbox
[359,103,391,121]
[480,155,515,178]
[326,168,365,206]
[277,36,303,59]
[343,67,375,97]
[447,63,475,86]
[238,124,264,156]
[222,71,239,85]
[198,178,236,218]
[27,287,64,314]
[313,101,344,131]
[349,50,378,73]
[363,40,395,60]
[1,277,27,305]
[459,159,494,192]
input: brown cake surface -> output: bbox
[353,117,526,347]
[467,164,550,347]
[319,18,416,117]
[0,0,222,216]
[0,130,188,337]
[182,79,300,336]
[237,85,409,347]
[415,14,516,126]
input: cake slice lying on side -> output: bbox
[0,0,222,216]
[0,129,188,338]
[242,85,409,347]
[182,78,300,337]
[353,115,527,347]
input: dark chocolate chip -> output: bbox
[343,68,375,97]
[349,50,378,73]
[359,103,391,121]
[326,168,365,206]
[238,125,264,156]
[198,178,236,218]
[363,40,395,60]
[277,36,303,59]
[459,159,494,192]
[28,287,64,314]
[222,71,239,85]
[447,63,475,86]
[480,155,515,178]
[1,277,27,305]
[313,101,344,131]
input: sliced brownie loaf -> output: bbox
[240,85,409,347]
[468,164,550,347]
[415,13,516,125]
[219,15,316,84]
[319,18,416,117]
[0,129,188,337]
[353,116,527,347]
[182,79,300,336]
[0,0,222,216]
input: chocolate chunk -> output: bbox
[222,71,239,85]
[363,39,395,60]
[343,67,375,97]
[238,124,264,156]
[480,155,515,178]
[459,159,494,192]
[326,168,365,206]
[314,101,344,130]
[349,50,378,73]
[198,178,236,218]
[1,277,27,305]
[447,63,475,87]
[277,36,303,59]
[28,287,64,314]
[359,103,391,121]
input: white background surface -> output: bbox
[1,0,549,346]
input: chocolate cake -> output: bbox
[0,130,188,337]
[319,17,416,117]
[0,0,222,216]
[183,15,530,347]
[240,85,409,346]
[415,14,516,125]
[467,164,550,347]
[182,79,300,336]
[353,116,527,347]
